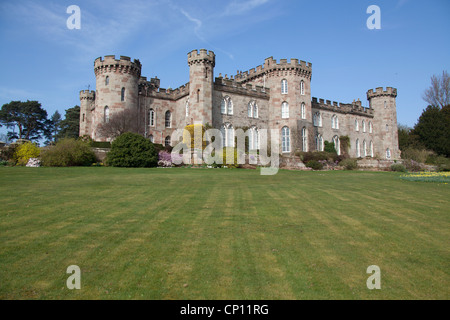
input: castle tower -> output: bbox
[263,57,313,153]
[93,55,142,141]
[367,87,400,159]
[187,49,215,125]
[79,90,95,137]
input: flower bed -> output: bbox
[400,172,450,183]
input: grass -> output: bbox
[0,167,449,300]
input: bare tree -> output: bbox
[422,70,450,108]
[96,108,143,140]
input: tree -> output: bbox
[46,110,62,144]
[422,70,450,108]
[0,100,49,141]
[413,105,450,157]
[398,123,423,152]
[96,108,143,140]
[57,106,80,140]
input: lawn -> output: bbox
[0,167,448,300]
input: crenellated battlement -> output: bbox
[79,90,95,100]
[187,49,215,67]
[367,87,397,99]
[312,97,373,117]
[235,57,312,82]
[94,55,141,76]
[140,82,190,101]
[214,76,270,99]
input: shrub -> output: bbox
[106,132,158,168]
[391,163,407,172]
[210,147,240,168]
[14,142,40,166]
[426,154,450,172]
[403,159,424,172]
[158,150,173,167]
[40,138,96,167]
[324,141,337,154]
[0,160,9,166]
[401,148,434,164]
[299,151,337,163]
[183,124,207,150]
[339,158,358,170]
[306,160,324,170]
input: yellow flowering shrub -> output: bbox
[14,142,40,166]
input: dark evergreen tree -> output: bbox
[57,106,80,140]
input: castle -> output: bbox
[79,49,400,160]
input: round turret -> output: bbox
[367,87,400,160]
[93,55,142,141]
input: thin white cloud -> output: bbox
[179,9,206,42]
[224,0,270,16]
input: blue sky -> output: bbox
[0,0,449,134]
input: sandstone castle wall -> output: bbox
[79,49,400,160]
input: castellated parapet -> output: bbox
[187,49,215,67]
[367,87,397,99]
[235,57,313,82]
[214,77,270,100]
[312,97,374,117]
[79,90,95,100]
[94,55,142,77]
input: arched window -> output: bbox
[363,140,367,157]
[386,124,389,132]
[221,99,226,114]
[332,114,339,129]
[247,101,258,118]
[301,103,306,119]
[149,109,155,127]
[281,79,288,94]
[282,126,290,153]
[185,99,189,117]
[220,125,226,148]
[316,134,324,151]
[165,136,171,147]
[302,127,308,152]
[300,80,305,95]
[121,87,125,101]
[370,141,374,157]
[105,76,109,86]
[281,102,289,119]
[355,120,359,131]
[333,136,340,155]
[356,139,361,157]
[165,111,171,128]
[221,96,233,115]
[386,148,391,159]
[149,135,154,143]
[313,112,322,127]
[248,127,259,150]
[362,120,366,133]
[227,97,233,115]
[82,113,85,122]
[222,123,234,148]
[369,121,373,133]
[104,106,109,123]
